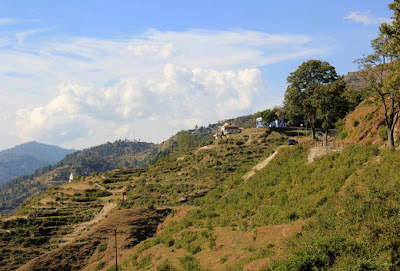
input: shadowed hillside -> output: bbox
[0,140,157,215]
[0,141,76,185]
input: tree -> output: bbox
[313,79,348,145]
[356,0,400,148]
[284,60,339,139]
[260,108,277,126]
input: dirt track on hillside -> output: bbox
[242,146,286,182]
[61,202,116,245]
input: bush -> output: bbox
[339,130,350,139]
[157,259,176,271]
[379,127,388,140]
[137,254,153,270]
[97,243,107,252]
[335,119,345,131]
[179,255,202,271]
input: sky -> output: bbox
[0,0,393,150]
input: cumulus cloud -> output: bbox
[345,11,390,25]
[16,65,264,144]
[0,28,327,148]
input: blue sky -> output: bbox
[0,0,393,150]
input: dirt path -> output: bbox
[0,215,28,222]
[194,144,216,154]
[242,146,285,182]
[61,202,116,245]
[94,183,106,190]
[307,146,343,163]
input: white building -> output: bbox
[221,123,242,135]
[269,117,287,128]
[256,117,266,128]
[69,173,74,183]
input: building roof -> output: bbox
[222,123,239,129]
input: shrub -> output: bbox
[157,259,176,271]
[137,254,153,270]
[335,119,345,131]
[179,255,202,271]
[339,130,350,139]
[364,113,373,121]
[95,261,106,270]
[220,256,228,264]
[97,243,107,252]
[379,127,388,140]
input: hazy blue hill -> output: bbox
[0,141,76,185]
[0,140,157,214]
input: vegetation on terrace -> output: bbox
[121,144,400,270]
[0,128,283,270]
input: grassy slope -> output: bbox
[0,128,282,270]
[123,144,383,271]
[5,124,400,270]
[338,96,400,147]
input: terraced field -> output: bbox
[0,128,285,270]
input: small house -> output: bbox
[69,173,74,183]
[256,117,266,128]
[269,117,287,128]
[221,123,242,135]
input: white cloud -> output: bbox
[345,11,390,25]
[126,43,176,58]
[16,29,45,46]
[15,65,264,143]
[0,29,327,148]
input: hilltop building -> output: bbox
[256,117,287,128]
[256,117,266,128]
[221,123,242,135]
[269,117,287,128]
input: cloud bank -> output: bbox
[0,29,327,148]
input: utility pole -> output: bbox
[230,153,234,188]
[114,229,118,271]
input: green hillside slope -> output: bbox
[0,128,282,270]
[4,122,400,270]
[126,144,382,271]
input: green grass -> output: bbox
[134,144,385,269]
[269,147,400,270]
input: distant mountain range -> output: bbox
[0,141,76,185]
[0,140,157,215]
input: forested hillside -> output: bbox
[0,140,156,215]
[0,141,75,185]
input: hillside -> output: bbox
[0,141,75,185]
[335,96,400,148]
[0,128,284,270]
[0,113,257,215]
[0,140,157,215]
[3,125,400,270]
[4,100,399,270]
